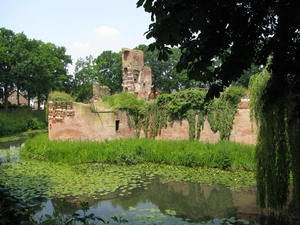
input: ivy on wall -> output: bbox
[103,87,246,141]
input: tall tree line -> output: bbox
[72,46,213,102]
[0,27,72,110]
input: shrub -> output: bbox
[0,109,47,137]
[214,148,232,170]
[48,91,73,109]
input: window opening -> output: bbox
[115,120,120,132]
[124,51,129,61]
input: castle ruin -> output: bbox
[121,48,152,100]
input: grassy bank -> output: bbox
[0,109,47,137]
[21,134,256,171]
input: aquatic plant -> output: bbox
[21,134,256,171]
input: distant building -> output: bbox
[7,91,28,105]
[7,90,45,109]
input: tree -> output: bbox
[135,44,201,93]
[94,51,122,94]
[72,55,95,102]
[24,41,72,108]
[0,28,17,110]
[10,32,30,106]
[137,0,300,211]
[0,28,72,110]
[232,64,263,88]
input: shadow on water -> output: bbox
[36,176,260,224]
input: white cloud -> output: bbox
[72,42,90,50]
[94,26,119,39]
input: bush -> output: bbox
[48,91,73,109]
[0,109,47,137]
[214,148,232,170]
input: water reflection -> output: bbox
[0,139,24,162]
[37,176,258,224]
[0,137,26,150]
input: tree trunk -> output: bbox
[17,89,20,107]
[4,84,9,111]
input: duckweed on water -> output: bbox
[0,160,255,204]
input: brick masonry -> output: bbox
[122,48,152,100]
[48,100,257,144]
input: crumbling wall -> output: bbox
[122,48,152,100]
[140,99,257,145]
[48,102,135,141]
[48,101,75,123]
[48,99,257,144]
[92,84,110,102]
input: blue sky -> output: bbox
[0,0,154,73]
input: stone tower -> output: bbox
[121,48,152,100]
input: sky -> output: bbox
[0,0,154,74]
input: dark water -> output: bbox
[0,139,260,224]
[35,176,259,224]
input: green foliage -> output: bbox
[214,148,232,170]
[103,92,146,135]
[250,69,300,211]
[48,91,73,109]
[134,44,201,93]
[138,0,300,212]
[0,28,72,111]
[21,134,256,171]
[232,64,263,88]
[208,86,246,140]
[103,88,245,141]
[0,109,47,136]
[103,92,145,111]
[72,55,95,102]
[249,69,270,126]
[0,185,34,225]
[94,51,122,94]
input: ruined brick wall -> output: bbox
[48,99,257,144]
[48,101,75,123]
[48,102,135,141]
[140,98,257,145]
[92,84,110,102]
[122,48,152,100]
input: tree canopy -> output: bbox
[135,44,201,93]
[0,28,72,110]
[137,0,300,212]
[137,0,300,94]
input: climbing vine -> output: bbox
[207,86,246,140]
[104,87,245,141]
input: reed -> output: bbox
[21,134,256,171]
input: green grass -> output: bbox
[21,134,256,171]
[0,109,47,136]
